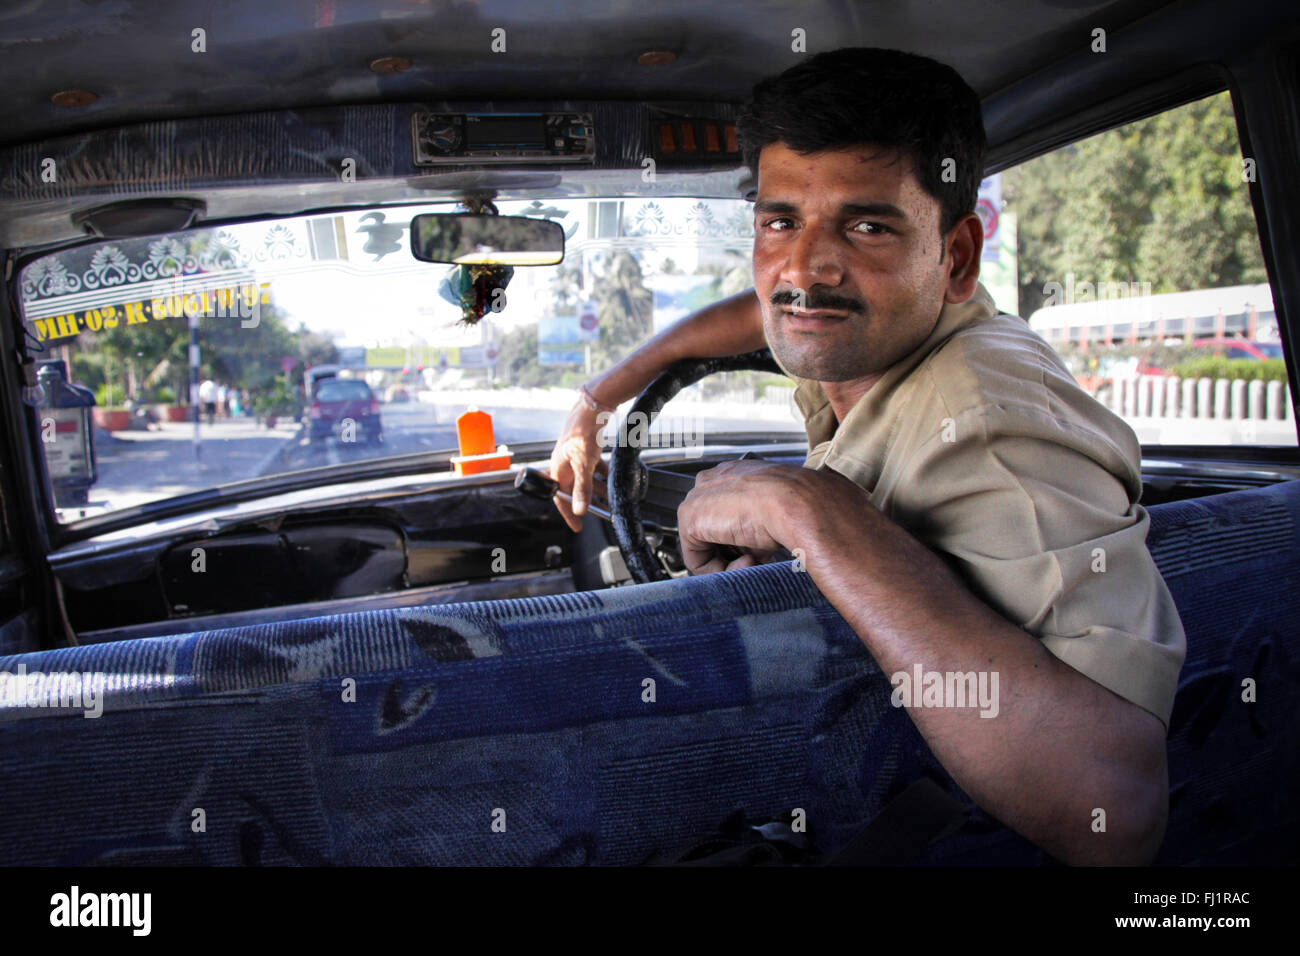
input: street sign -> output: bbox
[578,301,600,341]
[978,174,1003,263]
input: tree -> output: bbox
[294,325,340,370]
[1137,95,1267,291]
[493,323,545,388]
[1003,90,1266,318]
[591,250,654,370]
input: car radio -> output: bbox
[411,111,594,165]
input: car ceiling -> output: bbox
[0,0,1297,250]
[0,0,1176,145]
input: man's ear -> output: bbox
[943,211,984,304]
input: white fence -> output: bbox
[702,378,1297,442]
[1105,375,1294,444]
[1106,375,1290,420]
[421,380,1295,442]
[708,386,797,406]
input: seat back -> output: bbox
[1146,480,1300,864]
[1,482,1297,865]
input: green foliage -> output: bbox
[294,325,340,370]
[1170,357,1288,383]
[94,382,126,407]
[1056,341,1200,376]
[591,250,655,371]
[251,377,300,417]
[1004,91,1266,318]
[67,295,330,408]
[490,249,663,387]
[196,303,299,391]
[69,351,104,391]
[493,324,549,388]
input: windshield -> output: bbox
[20,198,800,524]
[315,380,373,402]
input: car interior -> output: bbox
[0,0,1297,867]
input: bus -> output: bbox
[1027,282,1278,350]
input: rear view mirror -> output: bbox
[409,213,564,266]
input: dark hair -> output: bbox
[737,47,986,236]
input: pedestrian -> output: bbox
[198,378,218,425]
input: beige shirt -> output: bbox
[777,282,1186,727]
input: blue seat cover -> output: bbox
[1,480,1297,865]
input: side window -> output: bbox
[997,90,1293,446]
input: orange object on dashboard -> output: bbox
[452,408,513,476]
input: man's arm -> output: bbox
[548,288,765,531]
[677,461,1170,865]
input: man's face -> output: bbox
[752,142,951,383]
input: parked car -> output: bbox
[0,0,1296,888]
[1191,337,1285,360]
[308,378,383,444]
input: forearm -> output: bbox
[585,288,764,405]
[795,504,1168,865]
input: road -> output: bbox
[261,400,570,474]
[67,396,803,518]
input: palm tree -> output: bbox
[593,251,653,367]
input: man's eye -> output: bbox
[761,217,796,231]
[852,221,891,235]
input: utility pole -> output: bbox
[189,309,201,459]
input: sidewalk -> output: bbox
[88,417,297,511]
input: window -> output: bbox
[18,197,773,523]
[999,90,1293,446]
[315,380,373,402]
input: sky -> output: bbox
[265,204,563,348]
[265,197,754,348]
[20,197,758,352]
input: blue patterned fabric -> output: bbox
[0,481,1297,865]
[1147,481,1300,864]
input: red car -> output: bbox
[1191,337,1284,360]
[308,378,383,444]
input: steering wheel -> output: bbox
[608,348,786,583]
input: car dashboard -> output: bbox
[45,438,1300,646]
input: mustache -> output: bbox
[770,290,864,314]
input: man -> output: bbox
[548,47,1184,865]
[198,377,218,425]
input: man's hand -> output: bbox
[546,400,609,533]
[677,459,869,573]
[544,289,767,533]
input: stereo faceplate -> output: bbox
[412,112,594,165]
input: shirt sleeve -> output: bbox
[880,402,1186,727]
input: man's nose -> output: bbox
[780,223,846,292]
